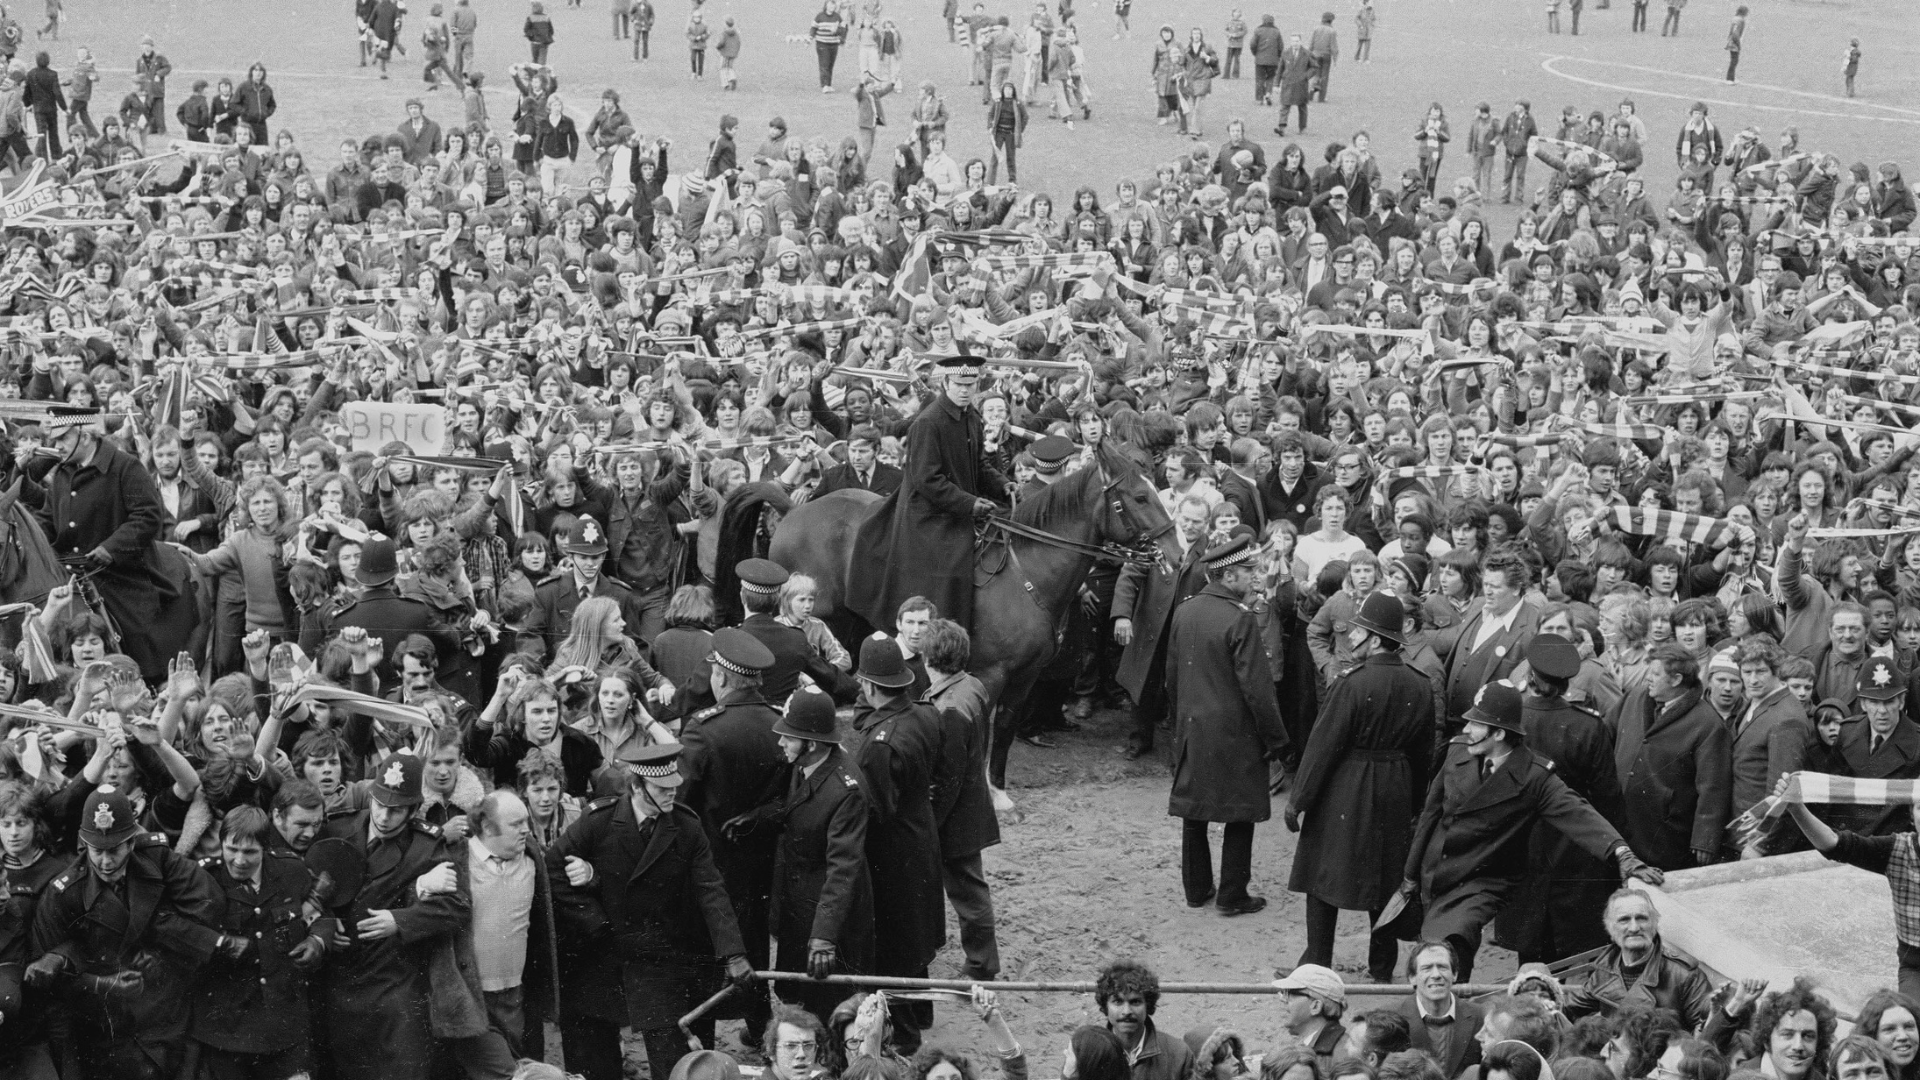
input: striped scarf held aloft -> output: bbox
[1607,505,1734,548]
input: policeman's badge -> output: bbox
[93,802,116,833]
[1875,664,1895,687]
[581,521,600,545]
[384,760,407,789]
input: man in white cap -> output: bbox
[1274,964,1349,1070]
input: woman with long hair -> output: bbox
[550,596,645,674]
[1854,990,1920,1080]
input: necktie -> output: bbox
[1873,734,1885,756]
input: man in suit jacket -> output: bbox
[1112,494,1210,758]
[1395,940,1485,1079]
[1832,655,1920,836]
[1727,637,1811,856]
[813,427,902,497]
[1441,549,1540,732]
[1402,683,1663,981]
[1613,643,1732,871]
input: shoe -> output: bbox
[1123,745,1151,760]
[1068,696,1094,722]
[822,85,834,93]
[1016,732,1057,749]
[1217,896,1268,916]
[1185,889,1216,909]
[1158,116,1169,125]
[1273,127,1285,136]
[1082,105,1091,119]
[1065,120,1074,129]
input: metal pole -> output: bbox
[747,971,1511,996]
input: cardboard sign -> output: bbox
[338,401,444,453]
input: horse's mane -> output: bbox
[1012,461,1099,532]
[1011,440,1144,533]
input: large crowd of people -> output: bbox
[0,0,1908,1078]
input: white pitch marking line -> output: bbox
[1540,55,1920,126]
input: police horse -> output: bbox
[769,437,1181,785]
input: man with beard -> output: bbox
[151,426,222,554]
[29,788,223,1080]
[764,686,873,1022]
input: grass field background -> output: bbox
[57,0,1920,242]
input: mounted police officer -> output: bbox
[1286,591,1435,983]
[678,627,788,1037]
[21,404,196,682]
[547,741,753,1080]
[1400,682,1664,982]
[849,355,1013,632]
[28,786,223,1080]
[766,686,874,1023]
[1497,633,1628,965]
[520,516,654,663]
[313,752,470,1080]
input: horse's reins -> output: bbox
[979,515,1156,565]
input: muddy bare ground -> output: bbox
[668,706,1518,1079]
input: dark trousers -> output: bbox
[1310,55,1329,100]
[1569,6,1581,32]
[691,47,705,74]
[1129,653,1170,753]
[144,92,165,132]
[1224,46,1242,76]
[633,29,649,57]
[1181,819,1254,906]
[1278,100,1307,134]
[613,10,628,36]
[1301,895,1401,983]
[561,1015,711,1080]
[1632,2,1647,28]
[1726,49,1739,80]
[1901,942,1920,1002]
[1419,879,1512,983]
[942,853,1001,980]
[1661,6,1680,33]
[1253,63,1276,101]
[816,42,838,86]
[70,98,93,136]
[32,110,57,157]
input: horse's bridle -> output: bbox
[979,462,1172,568]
